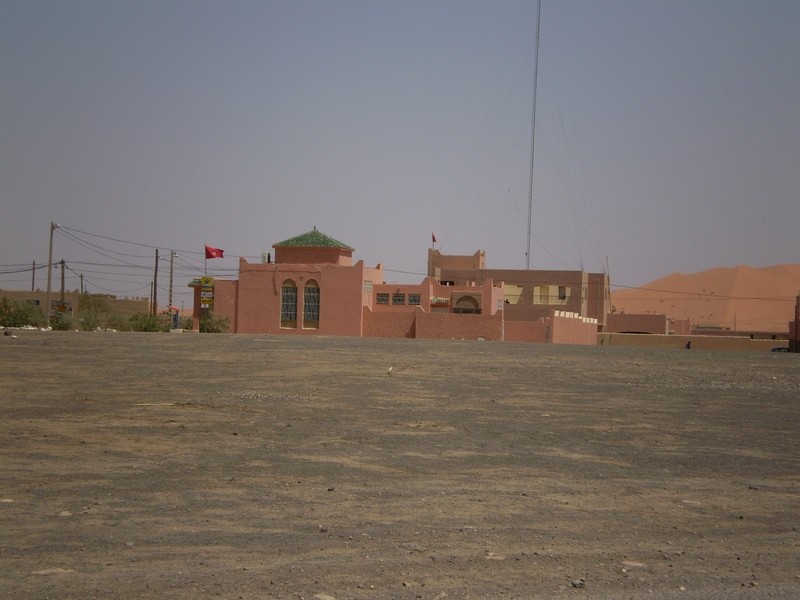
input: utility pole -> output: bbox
[80,274,84,295]
[525,0,542,270]
[45,222,58,327]
[60,259,65,302]
[792,294,800,353]
[168,251,175,328]
[152,249,159,315]
[31,261,36,291]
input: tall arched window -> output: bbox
[281,279,298,328]
[303,279,320,329]
[453,295,481,314]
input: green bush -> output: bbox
[78,293,109,331]
[104,313,131,332]
[0,297,45,327]
[50,312,73,331]
[200,314,229,333]
[128,313,163,332]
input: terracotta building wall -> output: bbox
[318,261,368,337]
[212,279,238,332]
[599,333,785,352]
[234,261,283,334]
[504,312,597,345]
[607,313,669,334]
[504,320,549,343]
[587,272,610,331]
[427,249,485,278]
[670,318,692,335]
[223,258,369,336]
[274,246,353,267]
[415,311,504,341]
[366,278,504,340]
[435,265,590,320]
[550,313,598,345]
[363,309,417,338]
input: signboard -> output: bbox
[51,300,73,315]
[200,276,214,308]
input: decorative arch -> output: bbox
[453,295,481,314]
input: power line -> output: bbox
[610,282,795,302]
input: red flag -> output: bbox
[432,233,437,244]
[205,245,224,259]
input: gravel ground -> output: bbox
[1,331,798,599]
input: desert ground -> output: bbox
[1,331,798,600]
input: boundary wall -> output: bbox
[598,333,789,352]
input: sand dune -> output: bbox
[611,264,800,332]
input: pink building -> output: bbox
[428,249,608,342]
[191,228,601,344]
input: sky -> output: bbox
[2,0,799,307]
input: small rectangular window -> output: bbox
[408,293,421,305]
[376,293,389,305]
[392,293,405,305]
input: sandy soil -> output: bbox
[1,331,798,599]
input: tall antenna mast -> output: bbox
[526,0,542,270]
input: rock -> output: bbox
[571,578,586,589]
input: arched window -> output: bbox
[281,279,298,328]
[303,279,320,329]
[453,295,481,314]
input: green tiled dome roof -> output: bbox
[275,227,353,251]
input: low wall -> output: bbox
[504,313,597,345]
[363,309,416,338]
[598,333,789,353]
[415,311,503,341]
[551,313,597,345]
[504,320,548,343]
[607,313,668,334]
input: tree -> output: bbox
[78,293,109,331]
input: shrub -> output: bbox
[104,313,131,332]
[128,313,162,332]
[200,314,229,333]
[78,294,109,331]
[0,297,45,328]
[50,312,73,331]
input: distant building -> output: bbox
[0,288,149,324]
[192,228,605,344]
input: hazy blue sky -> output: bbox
[2,0,798,306]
